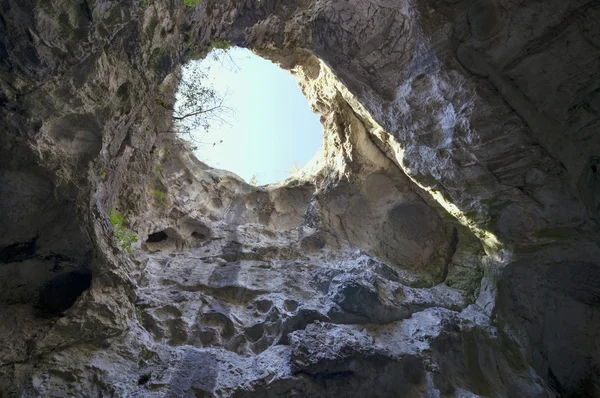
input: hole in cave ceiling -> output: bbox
[174,47,323,186]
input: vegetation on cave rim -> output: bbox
[173,39,233,146]
[109,210,138,254]
[153,189,168,207]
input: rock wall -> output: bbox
[0,0,598,397]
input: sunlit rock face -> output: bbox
[0,0,599,397]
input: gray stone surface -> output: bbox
[0,0,598,397]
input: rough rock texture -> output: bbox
[0,0,599,397]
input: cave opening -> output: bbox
[174,46,323,185]
[146,230,169,243]
[35,268,92,317]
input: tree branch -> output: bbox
[172,102,223,121]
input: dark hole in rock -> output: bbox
[35,268,92,317]
[147,231,168,243]
[138,372,151,385]
[0,236,38,263]
[116,82,131,101]
[191,231,207,240]
[579,156,600,220]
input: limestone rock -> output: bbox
[0,0,598,397]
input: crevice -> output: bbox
[441,227,459,283]
[0,236,38,264]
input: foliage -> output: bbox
[173,65,220,134]
[135,307,144,325]
[109,210,138,254]
[138,0,151,6]
[249,175,259,186]
[170,38,240,149]
[153,189,168,207]
[185,38,232,62]
[100,171,107,180]
[109,210,127,229]
[207,38,232,52]
[185,36,233,66]
[289,162,300,176]
[173,44,234,144]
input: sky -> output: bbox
[177,47,323,185]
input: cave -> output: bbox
[0,0,599,397]
[35,269,93,317]
[147,231,169,243]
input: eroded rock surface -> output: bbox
[0,0,598,397]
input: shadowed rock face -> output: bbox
[0,0,599,396]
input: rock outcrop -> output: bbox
[0,0,598,397]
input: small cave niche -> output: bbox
[138,372,152,385]
[34,268,92,317]
[191,225,210,241]
[182,220,211,242]
[146,230,169,243]
[191,231,206,240]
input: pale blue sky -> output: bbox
[181,47,322,185]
